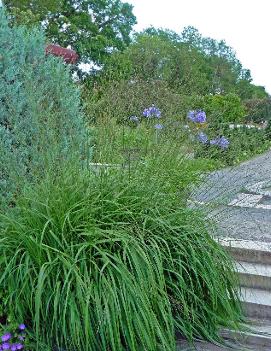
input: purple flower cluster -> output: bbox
[187,110,207,124]
[197,132,208,144]
[129,105,163,130]
[197,133,230,149]
[187,109,230,149]
[0,324,26,350]
[143,105,161,119]
[210,136,230,149]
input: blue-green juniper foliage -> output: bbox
[0,9,90,208]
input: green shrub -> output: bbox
[0,10,90,208]
[194,125,270,166]
[244,98,271,124]
[184,93,246,127]
[183,94,269,166]
[0,155,242,350]
[85,79,186,124]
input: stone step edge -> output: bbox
[240,287,271,320]
[235,261,271,289]
[217,237,271,254]
[178,326,271,351]
[240,286,271,306]
[236,261,271,277]
[216,237,271,264]
[221,327,271,347]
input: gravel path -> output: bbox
[192,150,271,242]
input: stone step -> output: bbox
[179,238,271,349]
[218,237,271,264]
[236,261,271,289]
[240,287,271,320]
[178,319,271,350]
[177,340,241,350]
[221,319,271,348]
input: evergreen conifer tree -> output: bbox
[0,9,90,208]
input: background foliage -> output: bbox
[97,27,269,99]
[4,0,137,75]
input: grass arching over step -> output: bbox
[0,157,243,350]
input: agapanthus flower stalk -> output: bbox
[187,110,207,124]
[143,105,161,119]
[210,136,230,149]
[197,132,208,144]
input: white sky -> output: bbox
[127,0,271,94]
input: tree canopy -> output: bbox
[3,1,268,99]
[4,0,137,73]
[99,26,269,99]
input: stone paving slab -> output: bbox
[192,150,271,242]
[219,237,271,253]
[209,205,271,243]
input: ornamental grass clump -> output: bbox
[0,151,243,350]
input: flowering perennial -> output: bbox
[143,105,161,118]
[197,132,208,144]
[210,136,230,149]
[0,325,26,350]
[187,110,207,123]
[188,110,230,150]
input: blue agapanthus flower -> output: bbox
[210,136,230,149]
[187,111,196,122]
[187,110,206,123]
[18,324,26,331]
[197,132,208,144]
[1,333,11,342]
[143,105,161,118]
[154,123,164,130]
[195,111,206,123]
[143,108,151,118]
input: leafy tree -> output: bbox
[181,27,243,93]
[236,81,269,100]
[111,34,176,82]
[139,26,181,43]
[180,26,268,98]
[4,0,137,73]
[100,31,208,94]
[3,6,39,27]
[85,24,267,102]
[244,98,271,123]
[166,43,212,95]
